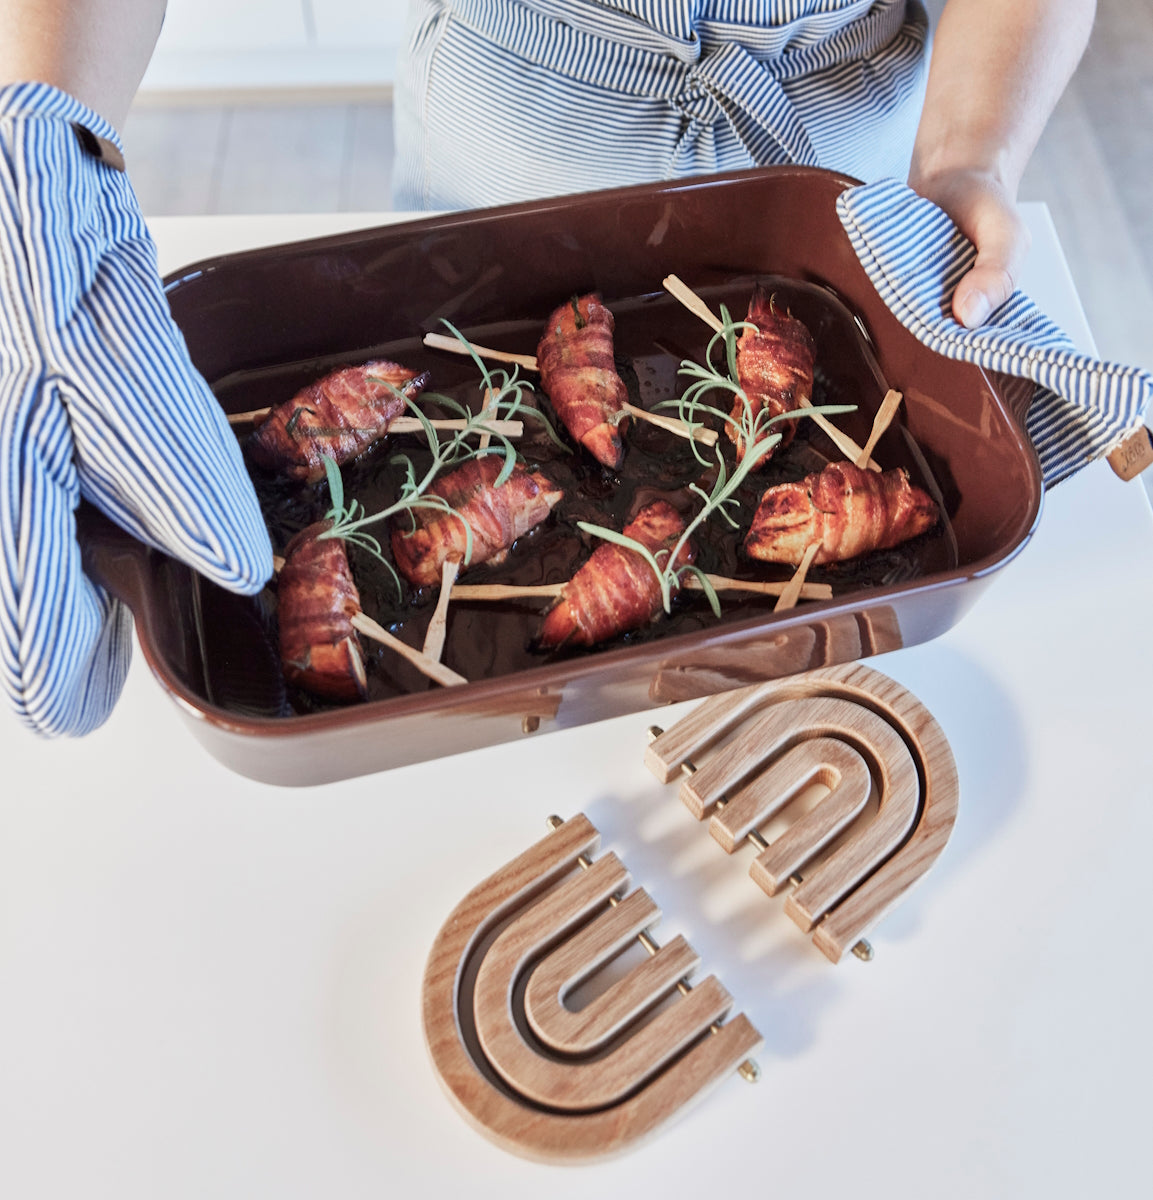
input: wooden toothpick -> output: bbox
[855,389,902,471]
[273,554,466,687]
[422,332,538,369]
[351,611,467,687]
[423,329,714,447]
[449,573,832,603]
[422,557,462,663]
[621,401,718,447]
[773,543,821,612]
[228,408,522,437]
[662,274,723,333]
[451,582,565,601]
[662,274,883,471]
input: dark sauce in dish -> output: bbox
[216,278,954,716]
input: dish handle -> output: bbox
[988,370,1036,431]
[75,502,155,618]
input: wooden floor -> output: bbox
[123,0,1153,387]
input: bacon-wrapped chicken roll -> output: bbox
[278,522,367,701]
[391,456,564,588]
[729,287,815,464]
[536,294,629,469]
[540,500,694,648]
[744,461,938,566]
[247,360,430,482]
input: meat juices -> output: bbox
[744,461,938,566]
[536,294,629,469]
[390,456,564,588]
[247,360,430,482]
[730,287,815,464]
[540,500,694,648]
[278,522,367,701]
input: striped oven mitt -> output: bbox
[837,178,1152,488]
[0,83,272,737]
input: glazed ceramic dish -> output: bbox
[79,166,1042,785]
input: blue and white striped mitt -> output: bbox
[1,83,272,737]
[837,178,1152,488]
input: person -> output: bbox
[0,0,1097,736]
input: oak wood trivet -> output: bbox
[646,663,959,963]
[421,813,763,1163]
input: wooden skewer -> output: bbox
[773,543,821,613]
[662,274,725,335]
[272,554,465,685]
[422,556,462,662]
[228,408,271,426]
[661,274,883,472]
[351,611,467,688]
[450,573,832,603]
[799,397,880,472]
[621,401,718,447]
[855,389,903,471]
[690,574,831,601]
[477,387,498,452]
[422,331,538,369]
[422,330,713,447]
[451,582,565,600]
[228,408,522,437]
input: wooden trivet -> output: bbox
[422,813,763,1163]
[646,663,959,963]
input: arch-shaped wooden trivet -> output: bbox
[645,663,959,963]
[422,814,762,1163]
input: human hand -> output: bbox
[907,166,1031,329]
[1,83,272,736]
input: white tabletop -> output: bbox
[3,205,1152,1200]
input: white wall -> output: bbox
[141,0,408,93]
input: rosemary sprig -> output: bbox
[577,432,778,618]
[580,303,855,617]
[654,303,760,468]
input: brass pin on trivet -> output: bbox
[421,813,762,1162]
[645,662,959,963]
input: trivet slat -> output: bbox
[479,971,737,1112]
[422,814,763,1161]
[708,735,867,854]
[730,738,872,886]
[644,682,781,785]
[646,664,959,963]
[811,727,959,961]
[525,892,700,1055]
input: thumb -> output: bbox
[952,206,1031,329]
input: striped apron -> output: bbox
[395,0,930,209]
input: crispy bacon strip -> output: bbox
[536,294,629,468]
[391,456,564,588]
[247,360,430,482]
[744,461,939,566]
[729,287,815,464]
[540,500,694,649]
[278,521,367,701]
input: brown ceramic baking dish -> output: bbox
[78,165,1042,785]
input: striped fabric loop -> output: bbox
[1,82,273,737]
[837,178,1153,487]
